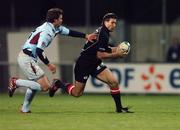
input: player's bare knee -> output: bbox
[73,91,83,97]
[42,87,49,92]
[41,84,50,92]
[109,80,119,88]
[74,93,82,97]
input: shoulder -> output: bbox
[56,25,70,35]
[95,26,103,33]
[97,26,109,38]
[58,25,69,31]
[37,23,49,32]
[98,26,108,35]
[40,23,54,35]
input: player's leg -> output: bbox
[36,76,50,91]
[9,75,50,96]
[9,51,51,113]
[49,57,87,97]
[21,88,37,113]
[8,52,50,96]
[8,53,42,97]
[18,76,50,113]
[8,77,42,112]
[65,81,85,97]
[96,68,131,113]
[67,57,90,97]
[14,76,50,91]
[49,79,86,97]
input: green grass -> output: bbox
[0,94,180,130]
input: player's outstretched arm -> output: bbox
[68,30,97,42]
[97,48,128,59]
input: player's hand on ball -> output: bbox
[116,41,130,57]
[116,48,128,57]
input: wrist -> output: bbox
[85,34,88,39]
[111,52,120,58]
[45,60,50,65]
[47,63,51,66]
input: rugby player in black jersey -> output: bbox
[49,13,132,113]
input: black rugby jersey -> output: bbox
[80,25,112,57]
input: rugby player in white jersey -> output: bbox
[8,8,96,113]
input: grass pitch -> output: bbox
[0,94,180,130]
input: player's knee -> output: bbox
[73,91,83,97]
[73,93,81,97]
[42,87,49,92]
[109,80,119,88]
[41,84,50,92]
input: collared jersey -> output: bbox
[23,22,70,59]
[80,25,112,57]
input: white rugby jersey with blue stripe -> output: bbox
[23,22,70,59]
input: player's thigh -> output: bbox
[18,51,45,81]
[74,58,91,83]
[74,61,89,95]
[96,68,118,87]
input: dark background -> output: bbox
[0,0,180,27]
[0,0,180,93]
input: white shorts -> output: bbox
[17,51,44,80]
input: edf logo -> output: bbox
[90,65,180,91]
[170,68,180,88]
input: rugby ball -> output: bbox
[117,41,130,54]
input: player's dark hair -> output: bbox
[46,8,63,23]
[102,13,117,25]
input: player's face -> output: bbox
[54,14,63,27]
[105,18,117,32]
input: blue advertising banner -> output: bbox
[84,64,180,94]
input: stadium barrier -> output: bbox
[1,62,180,94]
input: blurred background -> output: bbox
[1,0,180,94]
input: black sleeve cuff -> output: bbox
[36,48,50,65]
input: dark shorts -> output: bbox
[74,56,107,83]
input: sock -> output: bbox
[16,79,42,91]
[110,88,122,111]
[52,80,75,95]
[65,83,75,95]
[21,88,37,112]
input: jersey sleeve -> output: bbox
[36,31,52,50]
[58,26,70,35]
[97,28,112,53]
